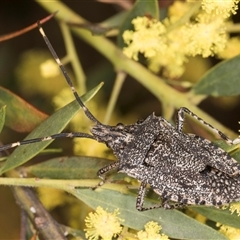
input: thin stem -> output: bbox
[161,102,174,121]
[226,22,240,33]
[0,12,56,42]
[104,71,126,124]
[59,21,86,94]
[0,177,130,195]
[0,177,97,189]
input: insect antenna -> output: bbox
[38,21,101,125]
[0,22,101,152]
[0,132,94,152]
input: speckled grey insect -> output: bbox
[93,109,240,210]
[1,23,240,211]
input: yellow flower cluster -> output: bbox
[229,202,240,216]
[84,207,169,240]
[123,0,239,78]
[40,59,60,78]
[137,221,169,240]
[84,207,123,240]
[16,50,65,98]
[201,0,239,18]
[123,17,167,61]
[184,14,227,58]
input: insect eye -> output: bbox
[137,119,144,124]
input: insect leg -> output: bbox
[176,107,240,176]
[136,182,189,211]
[136,182,150,211]
[136,182,164,211]
[92,162,119,189]
[176,107,233,144]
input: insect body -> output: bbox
[92,110,240,210]
[1,22,240,211]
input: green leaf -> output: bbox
[0,106,6,134]
[67,23,115,36]
[193,55,240,96]
[26,156,126,182]
[101,11,128,29]
[117,0,159,48]
[73,189,227,240]
[0,86,48,133]
[26,156,112,179]
[191,206,240,229]
[232,149,240,163]
[0,83,103,174]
